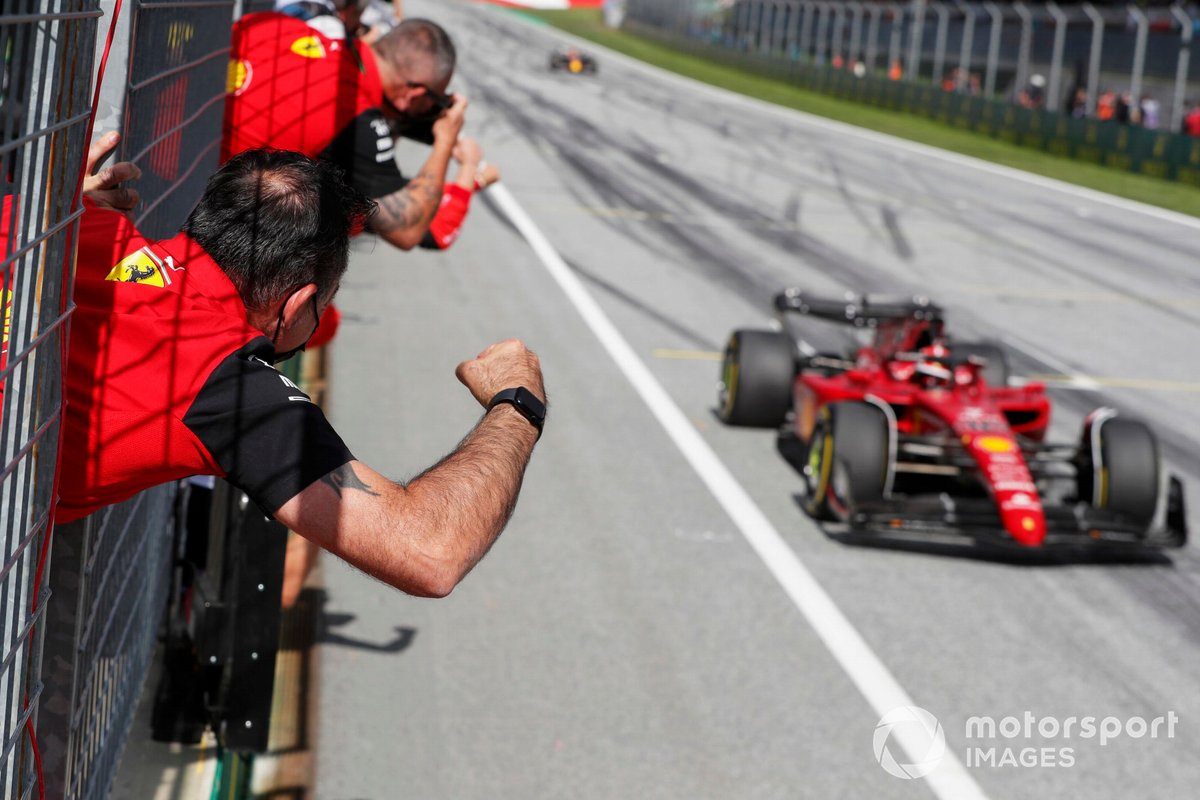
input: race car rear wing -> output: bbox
[773,289,944,328]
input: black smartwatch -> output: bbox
[488,387,546,435]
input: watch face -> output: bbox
[513,387,546,423]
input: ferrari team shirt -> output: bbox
[56,202,355,523]
[223,11,471,249]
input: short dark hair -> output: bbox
[182,150,375,312]
[374,18,456,85]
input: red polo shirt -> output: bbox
[57,203,354,522]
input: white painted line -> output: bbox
[486,6,1200,233]
[489,182,990,800]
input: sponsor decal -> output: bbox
[976,435,1015,454]
[290,36,326,59]
[227,58,251,95]
[1,286,9,357]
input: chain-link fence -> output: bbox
[0,3,102,799]
[30,1,238,797]
[0,0,247,797]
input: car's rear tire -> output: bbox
[1078,415,1160,527]
[718,329,795,428]
[804,402,891,521]
[952,340,1010,387]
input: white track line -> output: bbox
[489,183,990,800]
[487,6,1200,233]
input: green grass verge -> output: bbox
[522,8,1200,218]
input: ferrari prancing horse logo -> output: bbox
[105,247,179,287]
[290,36,326,59]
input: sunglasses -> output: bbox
[405,81,454,113]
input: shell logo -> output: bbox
[290,36,326,59]
[227,59,251,95]
[976,435,1015,454]
[1,287,10,355]
[106,250,165,287]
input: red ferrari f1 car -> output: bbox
[718,289,1187,549]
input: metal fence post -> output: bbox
[831,1,846,65]
[983,1,1004,97]
[815,1,829,65]
[954,0,976,92]
[1047,2,1068,113]
[931,1,950,87]
[865,3,882,73]
[748,0,762,50]
[799,1,816,62]
[785,0,802,58]
[1171,4,1194,132]
[848,1,865,68]
[772,1,788,55]
[1128,4,1148,105]
[888,3,905,77]
[758,0,772,53]
[1082,2,1104,117]
[908,0,926,81]
[1013,2,1033,96]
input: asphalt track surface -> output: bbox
[312,2,1200,797]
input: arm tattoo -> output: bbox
[321,463,380,498]
[371,170,442,234]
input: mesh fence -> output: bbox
[0,2,101,799]
[29,2,238,798]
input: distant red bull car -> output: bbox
[718,289,1187,550]
[549,47,597,75]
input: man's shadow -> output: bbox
[306,588,417,653]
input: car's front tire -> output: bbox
[804,401,891,521]
[1078,414,1160,528]
[717,329,795,428]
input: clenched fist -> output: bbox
[455,339,545,409]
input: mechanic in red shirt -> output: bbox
[60,149,546,597]
[224,11,495,252]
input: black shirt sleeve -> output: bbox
[183,338,355,515]
[319,108,409,199]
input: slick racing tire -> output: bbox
[718,329,795,428]
[953,340,1010,387]
[804,401,891,522]
[1078,415,1160,528]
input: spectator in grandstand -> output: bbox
[1017,74,1046,110]
[226,10,498,252]
[1184,102,1200,137]
[59,149,546,598]
[1139,95,1160,130]
[1067,87,1088,118]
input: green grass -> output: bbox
[522,8,1200,218]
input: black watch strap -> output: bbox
[488,387,546,434]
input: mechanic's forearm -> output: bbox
[369,141,454,250]
[401,405,539,590]
[303,407,539,597]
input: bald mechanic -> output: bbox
[61,149,546,597]
[225,12,492,252]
